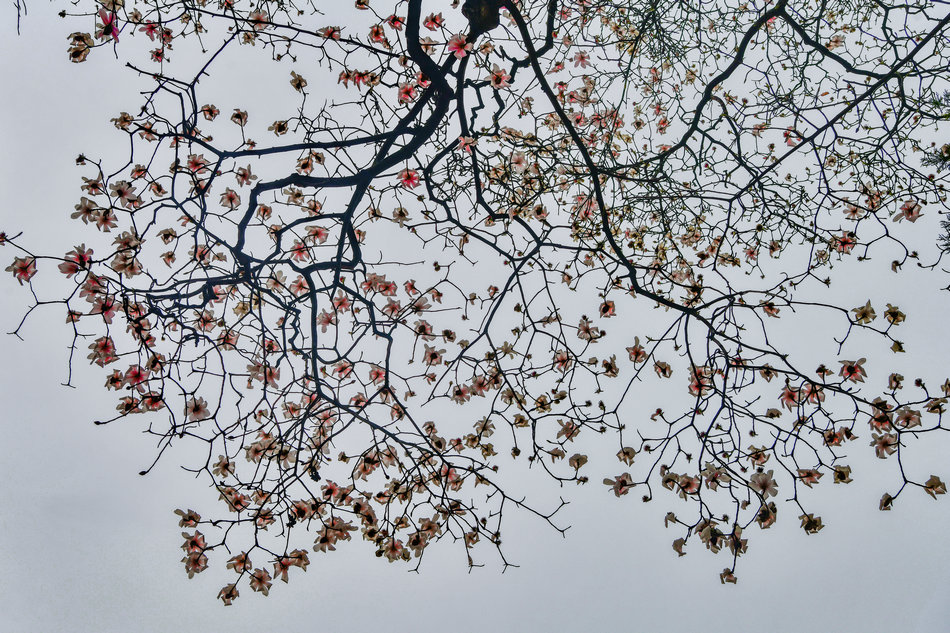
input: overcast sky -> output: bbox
[2,4,949,632]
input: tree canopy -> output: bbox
[5,0,950,603]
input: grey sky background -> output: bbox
[2,3,949,632]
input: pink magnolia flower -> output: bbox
[264,365,280,387]
[185,396,210,421]
[827,35,845,50]
[895,407,921,428]
[576,316,601,341]
[470,375,489,396]
[839,358,867,382]
[200,104,219,120]
[603,473,634,497]
[219,188,241,209]
[386,15,404,30]
[308,225,329,243]
[834,231,857,253]
[217,584,238,606]
[290,240,311,262]
[358,367,383,390]
[7,256,37,284]
[450,384,471,403]
[316,309,336,332]
[457,136,476,153]
[398,168,420,188]
[249,568,273,595]
[91,295,117,323]
[96,9,120,42]
[248,11,270,31]
[510,151,527,173]
[626,337,647,363]
[422,344,445,366]
[123,365,149,390]
[797,469,823,487]
[783,127,800,146]
[235,165,256,186]
[226,552,252,573]
[383,537,406,561]
[678,475,701,499]
[213,455,235,478]
[139,22,159,40]
[398,82,417,104]
[181,530,206,554]
[413,319,435,340]
[87,336,118,366]
[750,470,778,498]
[440,465,463,491]
[368,24,387,43]
[893,199,923,223]
[488,64,511,89]
[186,154,210,174]
[175,508,201,528]
[412,294,431,312]
[688,366,713,396]
[446,34,472,59]
[424,12,444,30]
[778,384,800,410]
[333,360,353,378]
[871,432,898,458]
[289,276,309,296]
[333,292,351,311]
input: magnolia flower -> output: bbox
[226,552,253,573]
[834,231,857,253]
[422,344,445,366]
[249,568,273,595]
[457,136,476,152]
[626,338,647,363]
[750,470,778,498]
[174,508,201,528]
[398,168,420,188]
[96,9,120,42]
[851,300,876,324]
[200,104,219,120]
[446,34,471,59]
[576,316,601,341]
[5,256,36,285]
[398,83,417,104]
[217,584,238,605]
[893,199,923,222]
[219,188,241,209]
[185,396,210,421]
[799,513,824,534]
[839,358,867,382]
[488,64,511,89]
[797,469,823,488]
[603,472,634,497]
[290,71,307,92]
[871,432,898,458]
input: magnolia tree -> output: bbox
[6,0,950,603]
